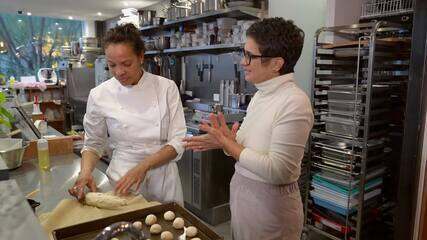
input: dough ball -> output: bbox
[172,217,185,229]
[186,226,198,237]
[84,192,127,209]
[145,214,157,226]
[132,221,143,230]
[191,238,201,240]
[150,223,162,234]
[163,211,175,221]
[160,231,173,240]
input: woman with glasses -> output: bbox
[184,18,313,240]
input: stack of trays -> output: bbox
[324,85,390,139]
[310,169,384,215]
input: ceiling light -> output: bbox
[58,27,63,30]
[68,16,73,20]
[18,19,22,23]
[27,12,32,16]
[55,22,59,25]
[47,32,51,34]
[97,12,102,16]
[0,42,4,48]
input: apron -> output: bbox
[230,173,303,240]
[104,73,183,205]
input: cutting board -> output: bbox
[39,195,160,240]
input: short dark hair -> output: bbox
[246,17,304,74]
[104,23,145,55]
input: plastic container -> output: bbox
[37,138,50,171]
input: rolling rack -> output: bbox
[303,21,411,240]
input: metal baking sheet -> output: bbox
[52,202,222,240]
[316,69,356,76]
[316,59,356,65]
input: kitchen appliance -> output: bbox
[37,68,58,85]
[178,129,235,225]
[65,65,96,125]
[178,103,244,225]
[95,56,111,86]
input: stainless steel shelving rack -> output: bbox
[141,6,259,57]
[303,21,411,240]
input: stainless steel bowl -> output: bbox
[0,139,29,170]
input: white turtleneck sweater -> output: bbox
[235,73,314,185]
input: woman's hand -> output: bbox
[183,112,239,151]
[114,165,147,196]
[183,133,222,152]
[184,112,243,159]
[68,172,97,201]
[201,112,240,147]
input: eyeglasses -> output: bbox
[240,49,274,65]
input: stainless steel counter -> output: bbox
[9,153,112,214]
[0,179,49,240]
[0,155,9,180]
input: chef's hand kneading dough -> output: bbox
[84,192,129,209]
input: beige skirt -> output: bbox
[230,173,303,240]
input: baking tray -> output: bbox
[315,59,356,66]
[327,98,389,115]
[52,202,222,240]
[328,108,389,122]
[319,38,411,49]
[324,117,388,138]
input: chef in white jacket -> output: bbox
[69,23,186,205]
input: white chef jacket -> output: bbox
[82,71,187,205]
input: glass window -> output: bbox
[0,13,83,81]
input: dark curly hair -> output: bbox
[246,17,304,74]
[104,23,145,55]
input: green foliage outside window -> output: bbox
[0,13,83,80]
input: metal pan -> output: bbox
[52,202,222,240]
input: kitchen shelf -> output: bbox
[139,6,260,33]
[140,25,160,32]
[22,85,64,90]
[144,50,161,56]
[163,6,260,28]
[163,43,244,54]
